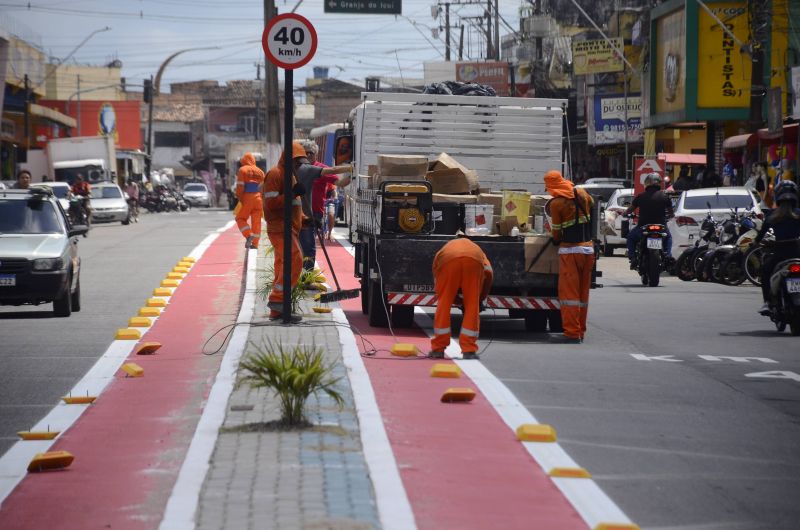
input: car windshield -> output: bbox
[184,184,207,192]
[579,186,621,202]
[33,185,69,198]
[95,186,122,199]
[683,193,754,210]
[0,198,63,234]
[617,194,633,207]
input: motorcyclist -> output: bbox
[70,174,92,223]
[624,173,674,269]
[755,180,800,314]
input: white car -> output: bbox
[31,182,72,212]
[667,187,762,258]
[182,183,212,207]
[576,183,625,203]
[89,182,131,224]
[600,188,634,256]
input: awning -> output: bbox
[722,133,754,150]
[757,123,798,143]
[29,103,76,129]
[659,153,707,165]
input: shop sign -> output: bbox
[654,8,686,115]
[792,66,800,120]
[696,2,749,108]
[456,61,509,95]
[592,94,643,145]
[633,156,665,195]
[572,38,624,75]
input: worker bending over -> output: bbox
[235,152,265,249]
[263,141,307,322]
[429,235,493,359]
[544,169,595,344]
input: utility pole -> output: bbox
[459,24,465,60]
[76,75,81,136]
[23,75,30,157]
[265,0,281,144]
[485,0,492,59]
[144,76,154,179]
[493,0,499,60]
[445,3,451,61]
[748,0,769,130]
[255,62,261,141]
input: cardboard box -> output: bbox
[433,193,478,204]
[477,192,504,216]
[367,164,379,177]
[495,216,519,236]
[377,155,428,178]
[524,235,559,274]
[426,152,479,193]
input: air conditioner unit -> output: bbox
[524,15,555,37]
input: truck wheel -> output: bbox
[360,279,369,315]
[547,310,563,333]
[53,274,73,318]
[602,239,614,257]
[367,281,389,327]
[524,311,547,332]
[391,305,415,328]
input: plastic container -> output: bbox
[501,190,531,225]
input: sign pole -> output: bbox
[282,68,293,324]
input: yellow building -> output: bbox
[45,63,124,102]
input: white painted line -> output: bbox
[158,246,256,530]
[333,308,417,530]
[0,222,233,509]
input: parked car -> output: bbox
[667,187,762,258]
[182,182,212,207]
[0,187,88,316]
[584,177,631,187]
[577,182,625,203]
[89,181,131,224]
[600,188,634,256]
[31,181,71,211]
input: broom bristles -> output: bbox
[317,289,361,303]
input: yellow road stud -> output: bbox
[128,317,152,327]
[181,256,196,262]
[135,342,162,355]
[121,363,144,378]
[173,266,190,273]
[28,451,74,472]
[62,395,96,404]
[430,363,461,378]
[440,387,476,403]
[146,297,168,307]
[138,307,161,317]
[153,287,173,297]
[516,424,557,442]
[167,272,185,280]
[549,467,592,478]
[594,524,641,530]
[17,431,59,441]
[178,261,193,268]
[115,328,141,340]
[391,343,418,357]
[161,279,180,287]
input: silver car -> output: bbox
[600,188,634,256]
[182,182,212,207]
[0,187,88,316]
[90,182,131,224]
[31,181,72,212]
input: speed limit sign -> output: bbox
[262,13,317,70]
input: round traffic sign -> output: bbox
[262,13,317,70]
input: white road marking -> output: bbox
[631,354,682,362]
[745,371,800,383]
[0,220,235,509]
[698,355,778,364]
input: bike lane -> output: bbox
[0,226,244,530]
[317,240,588,530]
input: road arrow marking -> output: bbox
[698,355,778,364]
[630,354,682,362]
[744,371,800,383]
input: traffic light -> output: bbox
[143,78,153,103]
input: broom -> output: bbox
[315,225,360,303]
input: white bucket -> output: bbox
[465,204,494,232]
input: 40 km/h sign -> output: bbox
[262,13,317,70]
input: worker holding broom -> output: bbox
[429,234,493,360]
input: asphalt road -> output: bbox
[0,208,233,456]
[470,253,800,530]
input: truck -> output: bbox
[224,141,267,210]
[345,92,581,332]
[46,135,116,184]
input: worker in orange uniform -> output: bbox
[262,141,308,322]
[429,235,493,360]
[235,152,266,249]
[544,169,595,344]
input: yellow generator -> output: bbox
[379,181,433,234]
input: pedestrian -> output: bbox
[544,169,595,344]
[673,165,694,191]
[125,180,140,222]
[296,140,352,270]
[262,141,308,322]
[429,234,493,360]
[235,153,266,249]
[13,170,31,189]
[702,168,721,188]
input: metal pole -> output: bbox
[624,67,629,181]
[76,74,81,136]
[282,68,294,324]
[23,75,30,154]
[459,24,465,60]
[494,0,499,60]
[485,0,492,59]
[445,3,451,61]
[145,75,154,179]
[265,0,281,144]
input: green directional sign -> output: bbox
[324,0,401,15]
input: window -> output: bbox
[154,131,191,148]
[683,193,754,210]
[0,199,63,234]
[238,114,255,134]
[96,186,122,199]
[183,184,207,192]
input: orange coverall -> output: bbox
[431,238,493,354]
[235,153,266,249]
[263,142,306,314]
[547,176,595,340]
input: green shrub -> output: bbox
[237,339,344,426]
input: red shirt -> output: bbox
[309,162,338,216]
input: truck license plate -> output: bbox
[0,274,16,286]
[646,238,663,250]
[403,284,434,292]
[787,279,800,294]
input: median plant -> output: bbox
[237,339,344,426]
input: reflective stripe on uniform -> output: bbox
[273,283,283,292]
[263,191,279,198]
[292,199,302,206]
[243,182,260,193]
[433,327,450,336]
[460,327,479,338]
[239,225,250,233]
[559,217,590,229]
[560,299,588,308]
[558,245,594,255]
[484,264,493,271]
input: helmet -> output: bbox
[644,172,662,187]
[774,180,798,206]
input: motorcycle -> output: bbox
[142,192,163,213]
[675,212,718,281]
[174,191,190,212]
[633,221,670,287]
[703,209,760,285]
[68,195,91,236]
[762,247,800,335]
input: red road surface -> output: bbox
[0,227,244,530]
[318,240,586,530]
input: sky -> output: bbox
[2,0,525,95]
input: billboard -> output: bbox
[39,100,142,151]
[696,2,749,108]
[455,61,509,95]
[633,156,666,196]
[572,38,624,75]
[653,7,686,115]
[592,94,643,145]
